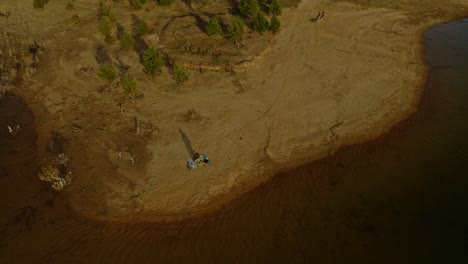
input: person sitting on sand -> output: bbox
[187,152,211,169]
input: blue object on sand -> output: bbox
[202,153,211,163]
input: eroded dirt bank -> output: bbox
[2,0,468,222]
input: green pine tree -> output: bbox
[269,14,280,33]
[205,17,223,36]
[99,16,115,44]
[136,20,152,36]
[173,64,189,84]
[238,0,259,17]
[142,47,165,75]
[121,74,137,97]
[97,64,118,85]
[253,12,269,33]
[227,16,246,42]
[120,32,135,50]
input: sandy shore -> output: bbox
[2,0,468,222]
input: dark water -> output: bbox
[1,20,468,263]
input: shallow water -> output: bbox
[1,19,468,263]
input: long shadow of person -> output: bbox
[179,128,196,158]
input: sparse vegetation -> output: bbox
[120,32,135,50]
[66,2,75,10]
[142,47,165,74]
[205,17,223,36]
[33,0,49,9]
[97,4,114,21]
[129,0,147,10]
[157,0,174,6]
[238,0,260,17]
[227,16,246,42]
[173,64,189,84]
[183,107,199,122]
[269,14,280,33]
[121,74,138,98]
[253,12,269,32]
[136,19,152,36]
[97,64,118,85]
[71,14,80,25]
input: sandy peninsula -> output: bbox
[2,0,468,222]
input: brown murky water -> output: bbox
[1,20,468,263]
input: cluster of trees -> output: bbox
[238,0,281,16]
[204,16,246,42]
[97,65,139,99]
[142,47,189,84]
[96,46,189,98]
[204,0,281,39]
[237,0,281,33]
[205,16,249,41]
[120,19,152,50]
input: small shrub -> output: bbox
[71,14,80,25]
[121,74,137,97]
[99,17,115,43]
[205,17,223,36]
[269,14,280,33]
[99,17,111,36]
[120,32,135,50]
[97,64,118,84]
[238,0,259,17]
[142,47,165,74]
[253,12,269,33]
[136,20,152,36]
[227,16,245,42]
[173,64,189,84]
[157,0,174,6]
[66,2,75,10]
